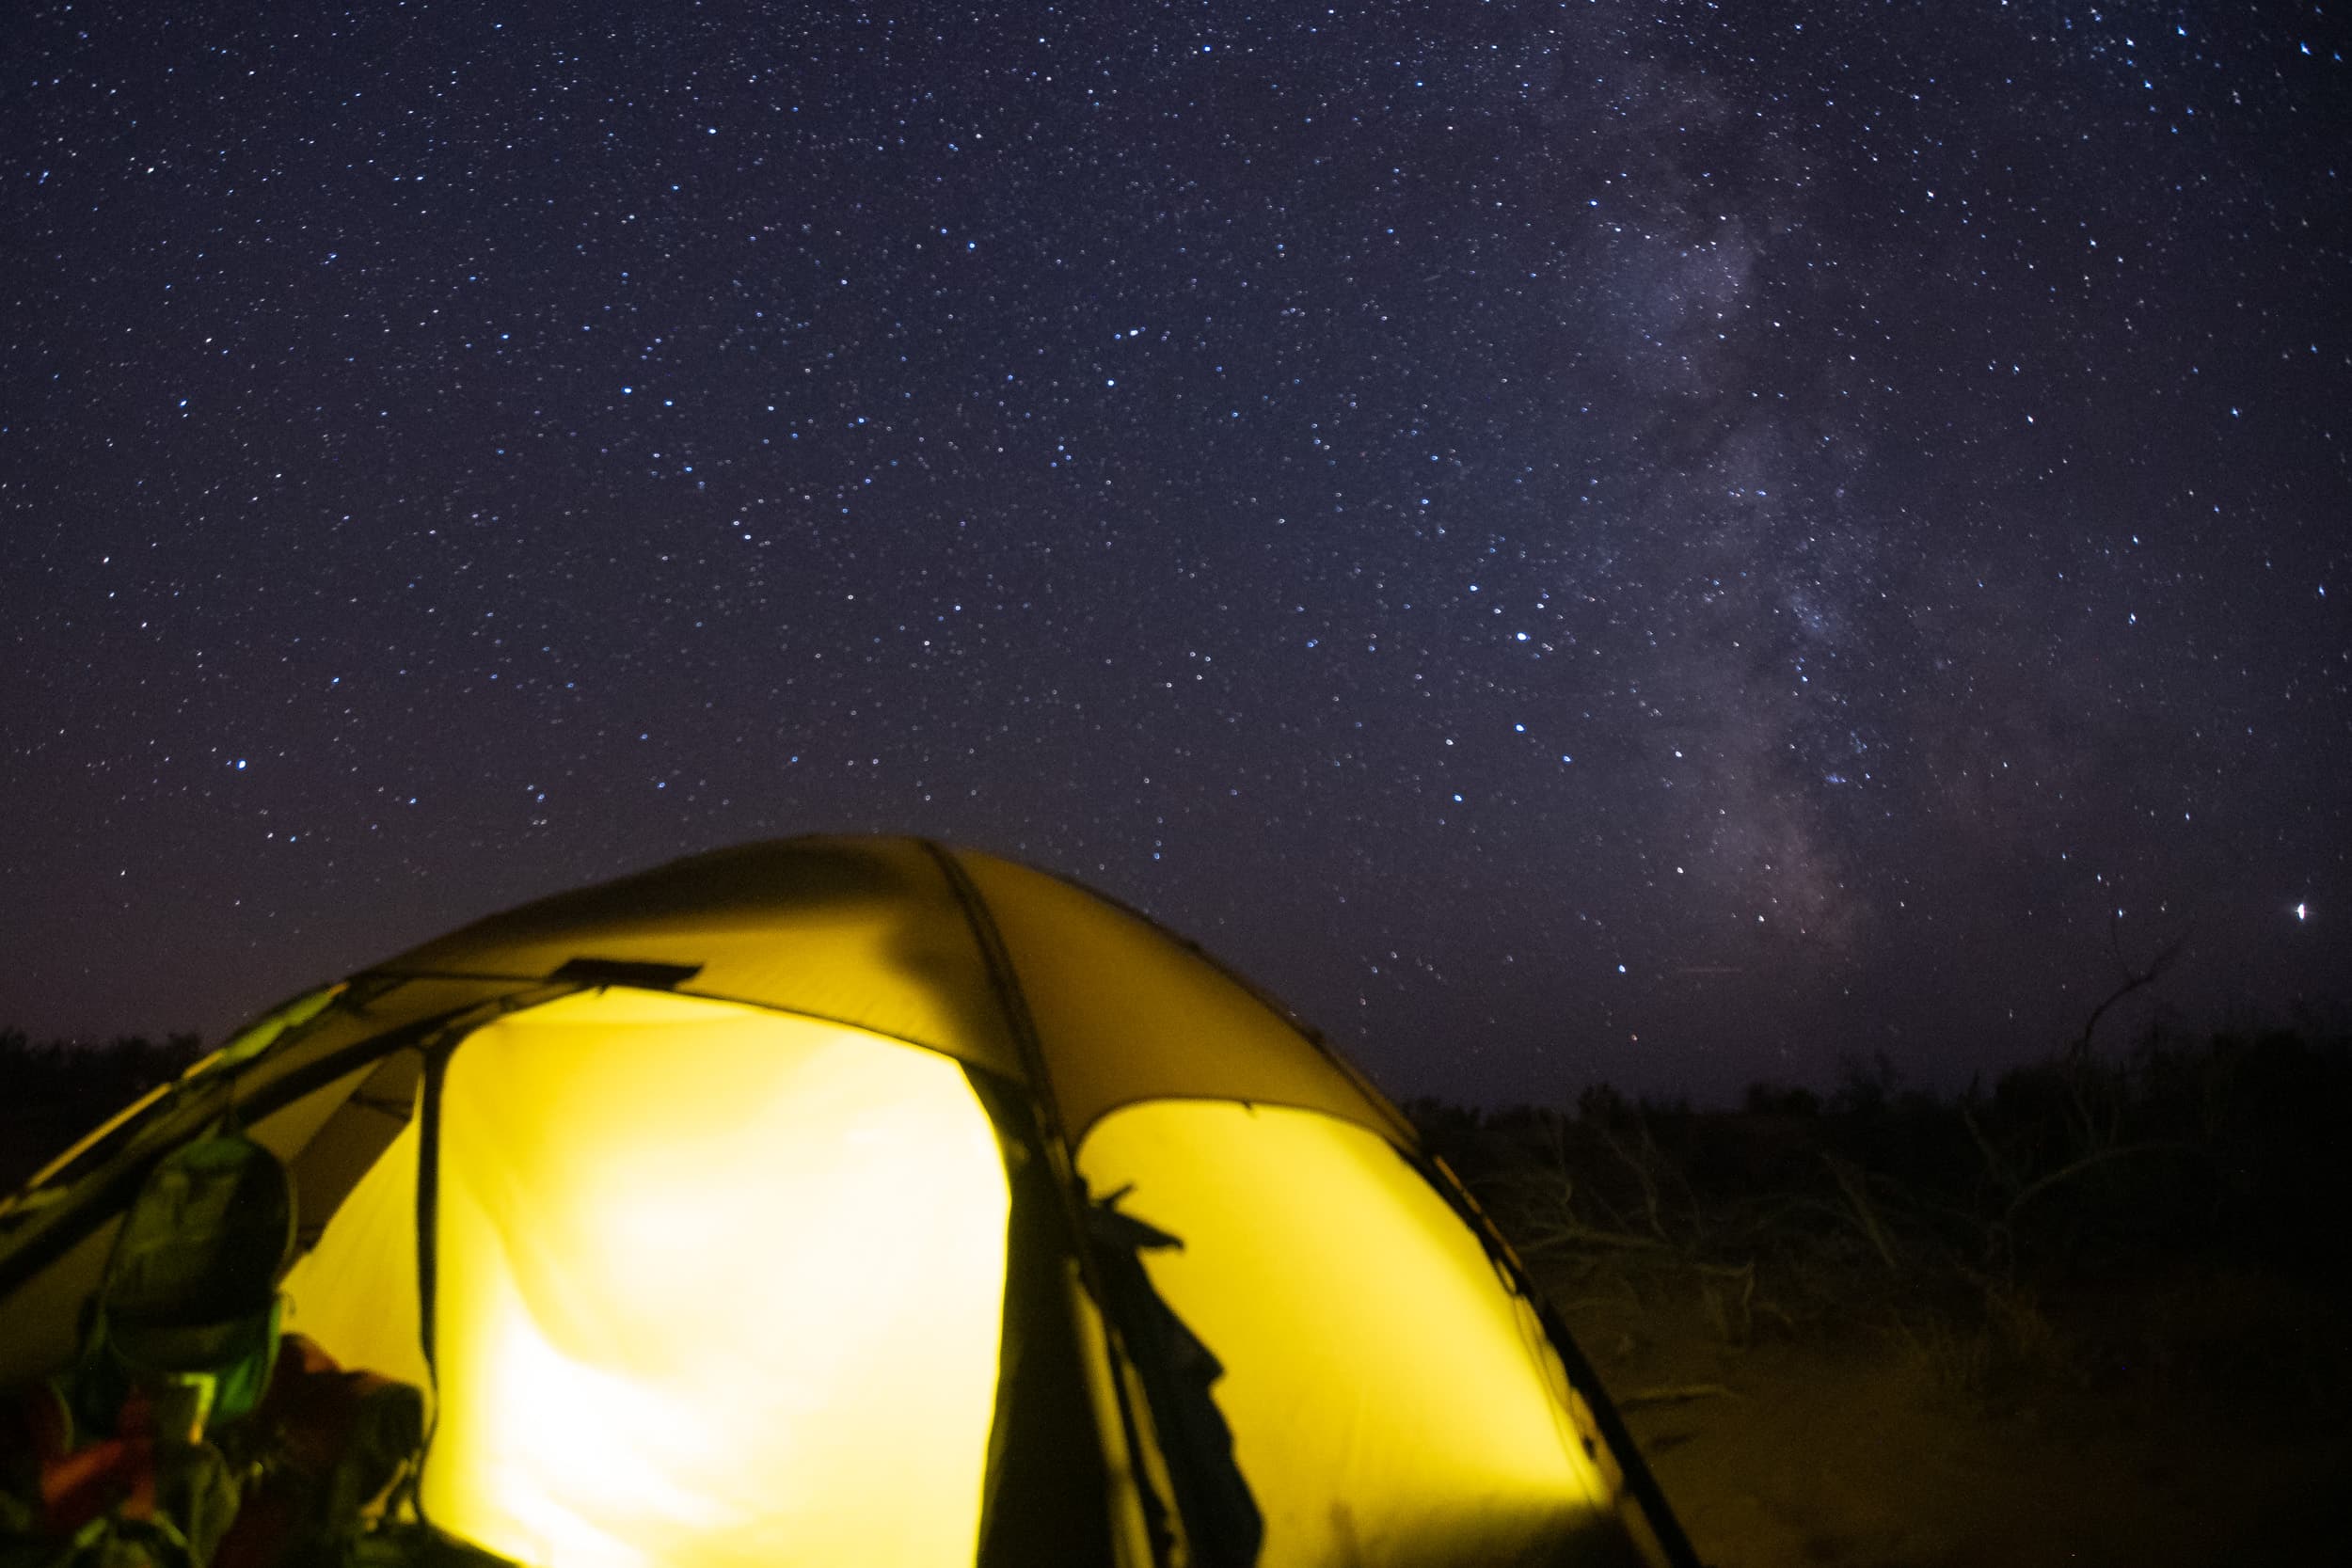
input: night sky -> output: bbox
[5,2,2346,1105]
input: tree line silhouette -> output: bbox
[1,1027,207,1191]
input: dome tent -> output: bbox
[0,837,1693,1568]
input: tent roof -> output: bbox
[373,837,1410,1146]
[0,839,1699,1568]
[0,836,1414,1375]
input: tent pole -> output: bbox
[923,841,1180,1568]
[1416,1148,1704,1568]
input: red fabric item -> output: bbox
[3,1334,409,1568]
[2,1379,161,1533]
[212,1335,408,1568]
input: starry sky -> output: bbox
[4,1,2346,1105]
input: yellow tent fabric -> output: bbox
[282,991,1010,1568]
[0,836,1687,1568]
[1075,1101,1621,1567]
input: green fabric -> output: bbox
[101,1135,293,1428]
[0,1435,240,1568]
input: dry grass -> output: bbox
[1415,1024,2352,1408]
[1417,1026,2352,1566]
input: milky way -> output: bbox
[4,2,2345,1101]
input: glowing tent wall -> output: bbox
[1076,1101,1619,1568]
[284,991,1010,1568]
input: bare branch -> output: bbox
[2001,1139,2204,1225]
[2069,921,2191,1066]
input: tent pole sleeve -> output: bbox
[0,996,516,1307]
[920,841,1178,1568]
[415,1043,448,1383]
[1412,1148,1703,1568]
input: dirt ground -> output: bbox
[1551,1275,2350,1568]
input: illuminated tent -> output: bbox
[0,837,1692,1568]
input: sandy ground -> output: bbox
[1552,1276,2349,1568]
